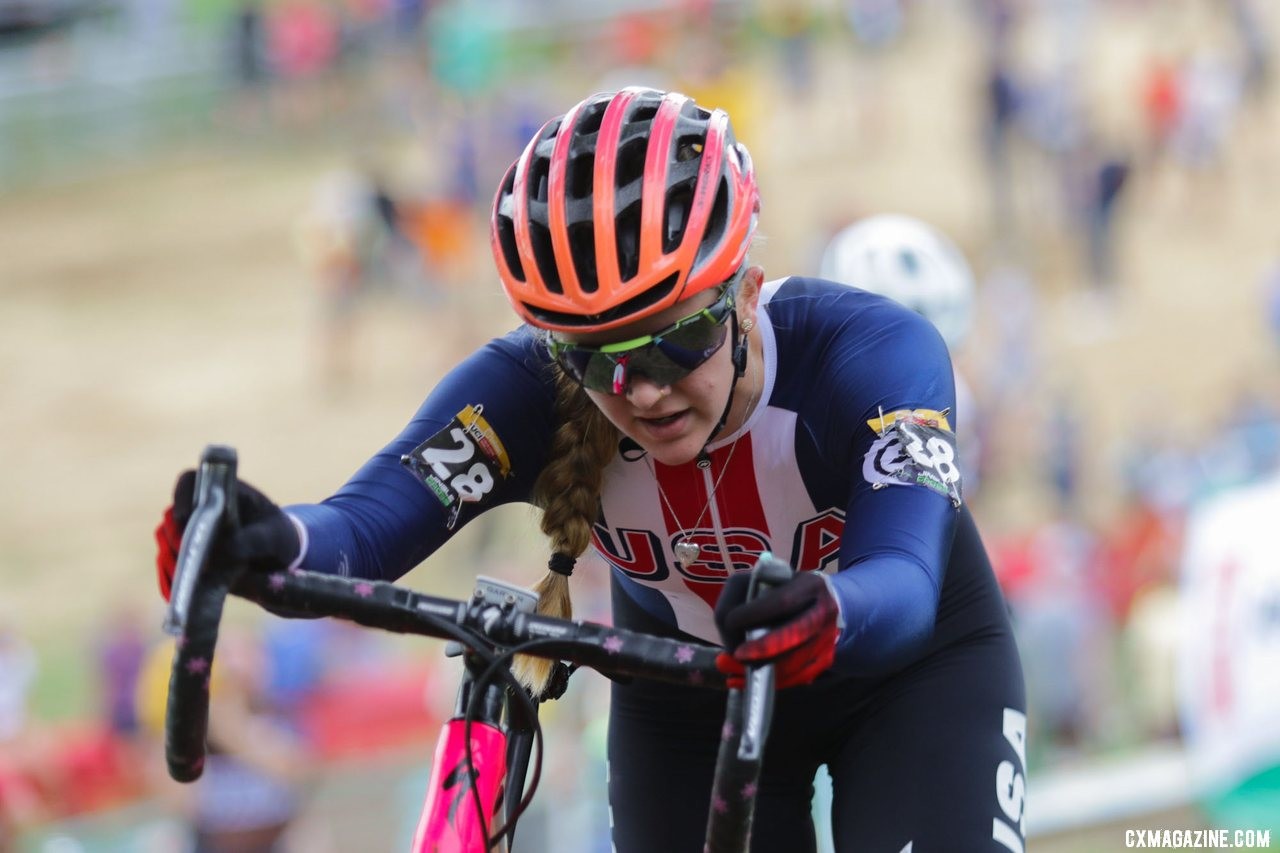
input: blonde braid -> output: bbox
[515,369,618,694]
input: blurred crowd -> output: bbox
[0,569,620,850]
[0,607,453,850]
[984,389,1280,766]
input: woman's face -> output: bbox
[561,268,762,467]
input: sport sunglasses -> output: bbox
[548,285,738,396]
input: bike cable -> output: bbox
[463,638,583,851]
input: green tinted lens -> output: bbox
[568,315,727,393]
[551,284,737,394]
[579,350,621,392]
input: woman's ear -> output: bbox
[739,265,765,325]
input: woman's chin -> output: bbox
[633,434,705,467]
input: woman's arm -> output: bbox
[287,329,557,581]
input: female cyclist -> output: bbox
[155,87,1026,852]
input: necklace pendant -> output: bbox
[674,539,701,566]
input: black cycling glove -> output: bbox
[155,470,300,600]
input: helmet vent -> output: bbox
[495,215,525,282]
[568,153,594,199]
[611,270,678,318]
[577,100,608,137]
[663,182,694,252]
[530,157,551,203]
[520,271,678,329]
[694,177,730,266]
[631,103,659,124]
[529,222,562,294]
[499,162,517,196]
[675,135,704,162]
[568,223,598,293]
[615,137,648,189]
[615,201,642,282]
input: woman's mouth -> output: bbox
[637,410,689,439]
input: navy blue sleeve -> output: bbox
[800,290,961,674]
[286,328,556,581]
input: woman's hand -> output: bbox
[154,470,301,601]
[714,570,840,688]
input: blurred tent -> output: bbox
[1177,473,1280,835]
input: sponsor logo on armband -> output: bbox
[401,404,512,528]
[862,407,962,505]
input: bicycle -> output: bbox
[161,445,792,852]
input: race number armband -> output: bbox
[862,408,962,506]
[401,404,513,528]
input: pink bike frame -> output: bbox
[412,717,509,853]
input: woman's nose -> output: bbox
[625,374,671,409]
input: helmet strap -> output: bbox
[699,311,750,461]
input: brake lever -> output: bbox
[163,445,239,636]
[737,552,793,761]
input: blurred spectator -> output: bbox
[982,51,1021,245]
[1080,139,1132,292]
[997,514,1111,760]
[1140,51,1184,163]
[138,628,319,852]
[230,0,268,90]
[1229,0,1272,100]
[977,263,1039,401]
[757,0,816,97]
[268,0,340,81]
[1263,256,1280,355]
[0,637,35,838]
[843,0,905,50]
[265,0,344,125]
[1169,49,1243,173]
[973,0,1021,244]
[1120,583,1182,740]
[1200,391,1280,491]
[261,617,336,716]
[0,629,34,750]
[388,0,427,44]
[1044,393,1084,513]
[293,167,383,389]
[96,606,149,740]
[1118,431,1203,519]
[0,627,51,836]
[363,167,434,297]
[1096,488,1183,626]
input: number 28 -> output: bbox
[422,428,494,502]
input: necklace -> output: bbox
[646,439,744,566]
[645,377,759,567]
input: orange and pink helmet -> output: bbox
[491,88,760,334]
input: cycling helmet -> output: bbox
[491,87,760,333]
[819,214,975,349]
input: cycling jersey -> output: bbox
[287,275,1026,850]
[291,277,971,675]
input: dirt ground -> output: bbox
[2,4,1279,721]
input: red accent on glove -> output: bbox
[155,505,181,602]
[714,618,839,689]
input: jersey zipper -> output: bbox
[701,461,733,572]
